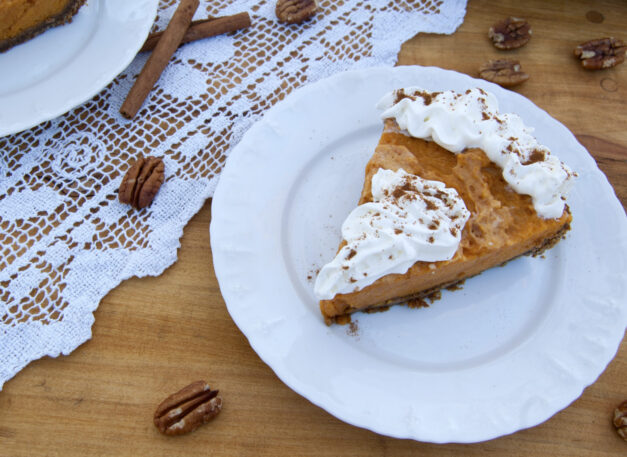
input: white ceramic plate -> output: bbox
[210,66,627,443]
[0,0,159,137]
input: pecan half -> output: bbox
[574,37,626,70]
[614,400,627,441]
[118,155,164,209]
[479,59,529,87]
[276,0,318,24]
[489,17,531,50]
[154,381,222,436]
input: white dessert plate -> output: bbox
[210,66,627,443]
[0,0,159,137]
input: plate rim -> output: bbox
[210,65,627,443]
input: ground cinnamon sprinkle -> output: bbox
[424,199,437,211]
[415,91,440,105]
[395,89,441,106]
[522,149,546,165]
[347,320,359,336]
[391,180,417,201]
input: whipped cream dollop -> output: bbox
[377,87,575,219]
[314,168,470,300]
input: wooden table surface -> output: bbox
[1,1,626,455]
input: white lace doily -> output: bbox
[0,0,467,389]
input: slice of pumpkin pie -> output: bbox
[314,87,575,324]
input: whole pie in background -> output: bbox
[0,0,86,53]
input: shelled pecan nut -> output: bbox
[614,400,627,441]
[276,0,318,24]
[479,59,529,87]
[574,37,626,70]
[154,381,222,436]
[488,17,531,50]
[118,155,164,209]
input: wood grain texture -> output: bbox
[1,1,626,455]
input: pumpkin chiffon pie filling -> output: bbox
[315,88,575,325]
[0,0,86,53]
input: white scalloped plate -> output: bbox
[0,0,158,137]
[210,66,627,443]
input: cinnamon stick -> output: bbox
[120,0,199,119]
[140,12,252,53]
